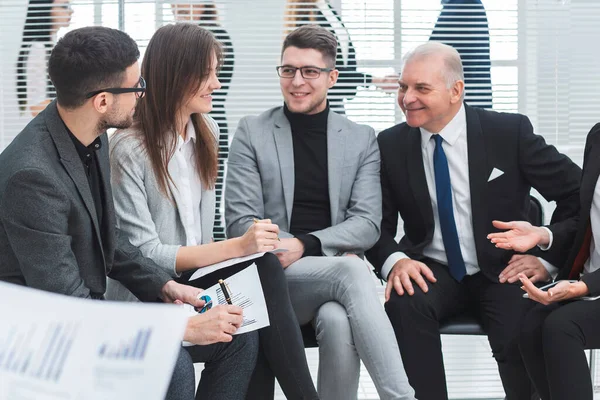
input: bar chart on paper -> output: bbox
[0,321,79,382]
[97,328,152,361]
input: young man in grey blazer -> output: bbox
[225,25,415,400]
[0,26,257,400]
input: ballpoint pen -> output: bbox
[218,279,233,305]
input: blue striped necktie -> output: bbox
[433,134,467,281]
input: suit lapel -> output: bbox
[561,151,600,277]
[273,110,295,226]
[96,134,114,263]
[574,138,600,255]
[327,112,345,224]
[465,105,489,256]
[406,127,434,231]
[580,148,600,223]
[45,102,105,260]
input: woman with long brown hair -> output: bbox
[107,23,318,400]
[171,1,234,241]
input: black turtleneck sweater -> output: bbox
[284,103,332,257]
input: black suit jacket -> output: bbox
[0,101,171,301]
[366,104,582,283]
[556,124,600,295]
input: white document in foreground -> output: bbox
[194,263,270,335]
[189,248,287,281]
[0,282,188,400]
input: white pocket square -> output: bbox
[488,168,504,182]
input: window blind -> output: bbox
[2,3,600,396]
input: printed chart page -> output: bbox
[0,282,188,400]
[185,263,270,335]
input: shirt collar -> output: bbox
[177,118,197,149]
[420,103,466,150]
[65,124,102,164]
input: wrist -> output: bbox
[229,237,246,257]
[295,238,305,254]
[536,226,550,246]
[160,280,176,301]
[570,281,590,298]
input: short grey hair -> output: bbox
[401,41,465,99]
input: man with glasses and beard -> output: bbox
[0,26,258,400]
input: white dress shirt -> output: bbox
[381,104,558,280]
[172,119,202,246]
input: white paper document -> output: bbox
[189,248,287,281]
[0,282,188,400]
[185,263,270,335]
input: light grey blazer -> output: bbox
[106,116,219,302]
[225,106,381,256]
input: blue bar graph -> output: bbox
[97,328,152,361]
[0,322,78,382]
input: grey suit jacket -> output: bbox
[225,106,381,256]
[106,116,218,302]
[0,101,171,301]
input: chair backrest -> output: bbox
[528,195,544,226]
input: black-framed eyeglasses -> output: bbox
[276,66,333,80]
[85,76,146,99]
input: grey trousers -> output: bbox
[284,256,416,400]
[166,332,259,400]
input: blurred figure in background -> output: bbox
[430,0,492,109]
[285,0,397,115]
[16,0,73,117]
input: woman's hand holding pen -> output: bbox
[239,218,280,255]
[184,305,244,345]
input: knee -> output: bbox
[542,311,581,346]
[384,287,432,321]
[256,253,286,283]
[314,301,354,347]
[229,331,260,366]
[334,257,374,288]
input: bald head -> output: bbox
[401,42,464,99]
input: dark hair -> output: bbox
[48,26,140,108]
[129,23,222,197]
[281,24,337,67]
[16,0,53,113]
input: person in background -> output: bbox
[430,0,493,109]
[107,23,318,400]
[16,0,73,117]
[284,0,397,115]
[171,0,234,241]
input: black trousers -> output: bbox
[179,253,318,400]
[520,299,600,400]
[384,260,534,400]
